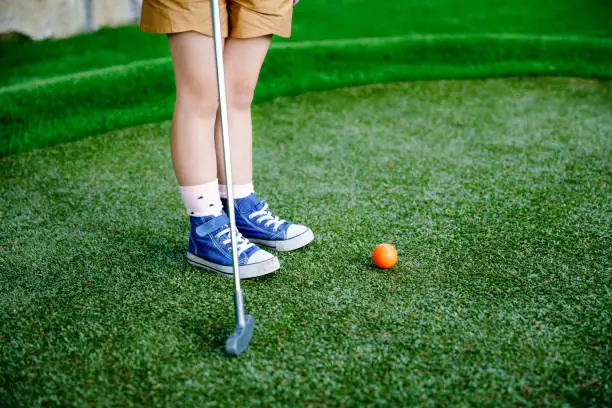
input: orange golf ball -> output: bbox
[372,244,398,269]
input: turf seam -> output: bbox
[1,33,610,93]
[2,33,611,157]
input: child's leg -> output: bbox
[214,35,272,188]
[168,31,225,217]
[213,36,314,251]
[168,31,219,187]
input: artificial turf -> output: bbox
[2,34,611,158]
[2,0,612,157]
[1,78,610,406]
[2,0,612,85]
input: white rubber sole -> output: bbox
[186,251,280,279]
[249,228,315,251]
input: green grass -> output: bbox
[2,35,612,158]
[2,0,612,157]
[2,0,612,85]
[1,78,610,406]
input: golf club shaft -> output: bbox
[210,0,246,327]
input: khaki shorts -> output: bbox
[140,0,293,38]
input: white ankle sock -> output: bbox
[219,181,254,199]
[179,180,223,217]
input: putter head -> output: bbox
[225,314,255,356]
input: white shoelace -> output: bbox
[248,202,285,232]
[215,227,254,256]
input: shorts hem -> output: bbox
[140,23,219,37]
[230,30,291,39]
[140,24,290,39]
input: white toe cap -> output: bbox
[286,224,309,239]
[247,249,276,264]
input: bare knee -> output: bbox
[176,84,219,118]
[227,80,256,110]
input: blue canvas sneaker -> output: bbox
[222,193,314,251]
[186,212,280,279]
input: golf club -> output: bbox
[210,0,255,356]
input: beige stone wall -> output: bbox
[0,0,143,40]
